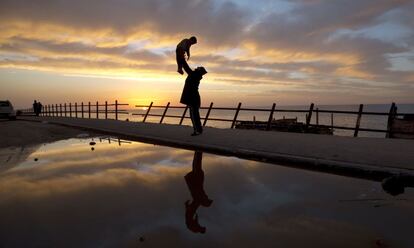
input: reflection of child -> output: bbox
[176,36,197,75]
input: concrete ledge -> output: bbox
[19,116,414,182]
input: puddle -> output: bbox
[0,137,413,248]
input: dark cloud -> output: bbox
[0,0,248,46]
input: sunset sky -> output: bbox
[1,0,413,108]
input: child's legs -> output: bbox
[176,49,185,70]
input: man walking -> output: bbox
[180,62,207,136]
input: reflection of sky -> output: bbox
[0,138,413,247]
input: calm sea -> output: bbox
[114,104,414,138]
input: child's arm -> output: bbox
[186,47,191,60]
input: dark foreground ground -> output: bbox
[0,119,96,148]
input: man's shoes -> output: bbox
[191,131,201,136]
[177,69,184,75]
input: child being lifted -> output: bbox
[176,36,197,75]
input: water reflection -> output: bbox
[184,151,213,233]
[0,138,413,247]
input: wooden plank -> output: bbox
[60,104,62,116]
[203,102,214,126]
[179,105,188,125]
[81,102,84,118]
[386,102,396,138]
[231,102,242,129]
[305,103,314,129]
[160,102,170,124]
[96,101,99,119]
[354,104,364,137]
[105,101,108,119]
[64,103,67,117]
[75,102,78,118]
[115,100,118,120]
[143,102,153,123]
[88,102,91,119]
[316,108,319,126]
[266,103,276,131]
[69,103,72,118]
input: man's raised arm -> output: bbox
[182,60,193,75]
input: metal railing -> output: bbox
[134,102,413,137]
[38,100,128,120]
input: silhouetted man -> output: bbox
[180,62,207,136]
[184,151,213,233]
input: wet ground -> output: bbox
[0,137,413,248]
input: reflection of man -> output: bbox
[184,151,213,233]
[180,61,207,136]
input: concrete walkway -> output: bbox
[20,116,414,180]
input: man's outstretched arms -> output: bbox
[182,59,193,75]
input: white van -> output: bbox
[0,100,17,120]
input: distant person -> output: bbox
[184,151,213,233]
[32,100,38,116]
[37,102,43,116]
[180,61,207,136]
[176,36,197,75]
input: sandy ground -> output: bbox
[0,119,96,148]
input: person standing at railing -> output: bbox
[180,60,207,136]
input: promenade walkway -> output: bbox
[20,116,414,181]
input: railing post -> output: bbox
[60,104,62,116]
[231,102,242,129]
[115,100,118,120]
[69,103,72,117]
[75,102,78,118]
[55,104,58,117]
[354,104,364,137]
[81,102,84,118]
[88,102,91,118]
[179,106,188,125]
[51,104,54,117]
[266,103,276,131]
[105,101,108,119]
[386,102,396,138]
[203,102,214,126]
[316,108,319,126]
[305,103,314,130]
[64,103,67,117]
[96,101,99,119]
[143,102,153,123]
[160,102,170,124]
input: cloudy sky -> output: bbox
[1,0,413,107]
